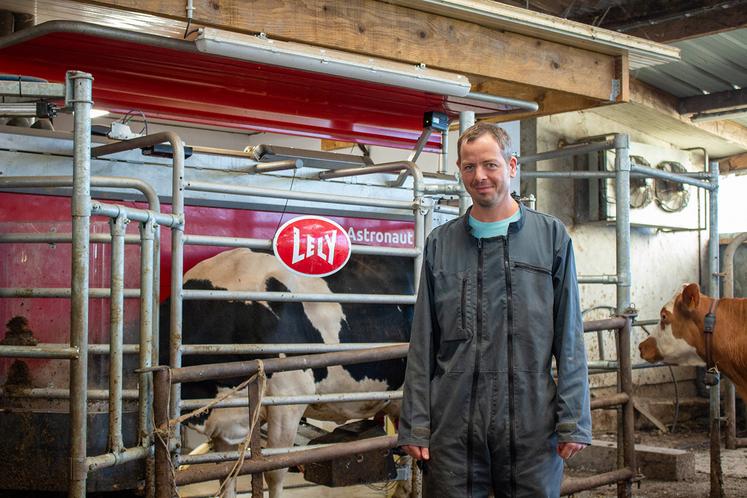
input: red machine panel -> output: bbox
[0,192,414,382]
[0,28,458,150]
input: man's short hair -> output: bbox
[457,122,512,162]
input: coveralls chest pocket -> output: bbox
[433,270,473,343]
[511,259,554,371]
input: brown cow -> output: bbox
[639,283,747,402]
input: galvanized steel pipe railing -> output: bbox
[0,232,141,244]
[438,128,449,175]
[617,315,637,497]
[614,134,632,315]
[168,344,408,385]
[517,139,615,165]
[94,131,187,443]
[583,317,627,332]
[180,289,416,305]
[181,146,426,491]
[0,162,168,463]
[0,287,141,298]
[457,111,475,217]
[613,133,634,498]
[138,217,156,447]
[0,345,80,359]
[186,178,414,211]
[630,164,715,191]
[178,443,338,466]
[561,468,635,497]
[180,390,403,411]
[520,170,710,179]
[180,342,407,355]
[590,393,630,410]
[153,345,408,496]
[183,233,420,258]
[723,232,747,300]
[0,387,139,400]
[578,275,618,285]
[0,175,163,370]
[107,214,128,453]
[464,91,539,112]
[87,446,150,473]
[188,159,426,302]
[91,202,180,228]
[175,434,397,487]
[67,69,94,498]
[0,97,173,490]
[707,160,725,498]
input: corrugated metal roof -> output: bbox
[634,27,747,128]
[635,28,747,97]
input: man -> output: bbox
[398,122,591,497]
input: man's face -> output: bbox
[457,133,517,210]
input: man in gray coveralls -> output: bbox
[398,122,591,497]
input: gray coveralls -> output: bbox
[398,204,591,497]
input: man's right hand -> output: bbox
[401,445,430,461]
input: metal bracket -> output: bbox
[418,197,433,216]
[609,79,621,102]
[705,368,720,386]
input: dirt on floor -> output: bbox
[568,421,747,498]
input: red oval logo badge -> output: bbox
[273,216,352,277]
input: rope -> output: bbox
[216,360,267,497]
[153,360,268,498]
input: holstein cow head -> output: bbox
[639,283,747,403]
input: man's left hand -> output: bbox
[557,442,587,460]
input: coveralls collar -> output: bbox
[461,201,527,239]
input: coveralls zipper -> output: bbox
[503,234,517,497]
[466,237,483,496]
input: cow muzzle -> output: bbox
[638,337,663,363]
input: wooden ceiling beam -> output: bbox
[70,0,620,103]
[605,0,747,43]
[679,88,747,115]
[719,151,747,174]
[470,78,601,122]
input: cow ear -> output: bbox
[682,283,700,311]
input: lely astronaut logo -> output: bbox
[273,216,351,277]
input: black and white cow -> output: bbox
[159,248,413,496]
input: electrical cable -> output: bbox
[120,109,149,136]
[270,167,299,239]
[183,18,200,39]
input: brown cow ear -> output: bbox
[682,283,700,311]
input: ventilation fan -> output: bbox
[601,153,654,209]
[654,161,690,213]
[629,155,654,209]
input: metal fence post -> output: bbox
[153,367,173,498]
[67,70,93,498]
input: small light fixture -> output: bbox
[195,28,471,97]
[690,107,747,123]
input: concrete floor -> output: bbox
[179,472,391,497]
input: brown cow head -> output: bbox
[638,283,705,366]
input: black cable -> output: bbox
[183,18,200,39]
[271,168,298,238]
[120,110,149,136]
